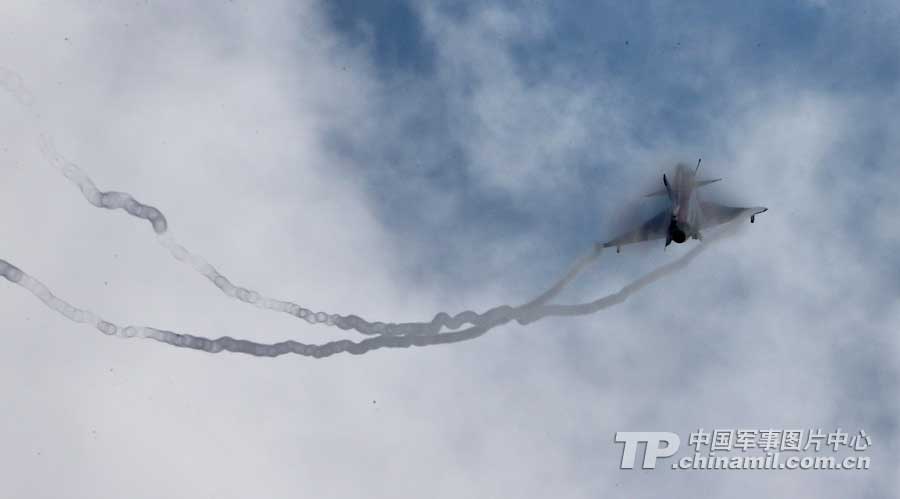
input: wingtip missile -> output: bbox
[750,207,768,223]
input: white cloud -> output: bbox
[0,2,897,498]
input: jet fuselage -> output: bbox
[666,163,704,245]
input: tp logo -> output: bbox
[615,432,681,469]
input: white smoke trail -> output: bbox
[0,225,731,358]
[1,66,742,357]
[1,66,609,338]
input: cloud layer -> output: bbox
[1,1,897,498]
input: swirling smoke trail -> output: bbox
[0,228,729,358]
[0,67,737,357]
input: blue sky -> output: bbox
[0,1,898,498]
[319,1,900,278]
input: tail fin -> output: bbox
[645,174,676,198]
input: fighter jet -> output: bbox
[599,160,767,253]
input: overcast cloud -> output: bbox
[0,1,898,498]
